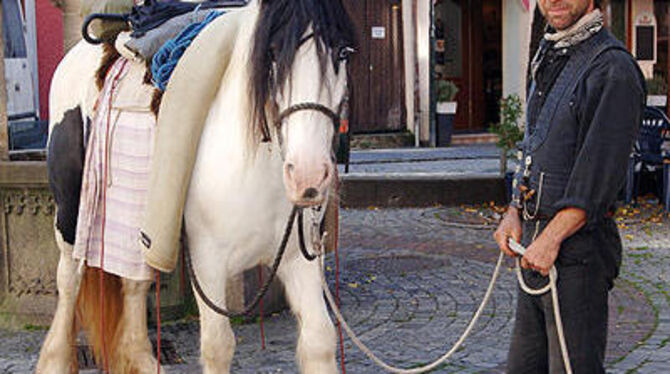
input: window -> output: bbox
[2,0,27,59]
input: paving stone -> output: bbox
[0,204,668,373]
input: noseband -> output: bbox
[272,102,341,131]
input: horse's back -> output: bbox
[49,41,103,135]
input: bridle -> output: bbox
[270,33,354,153]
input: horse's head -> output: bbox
[250,0,354,207]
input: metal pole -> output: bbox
[429,0,436,147]
[0,4,10,161]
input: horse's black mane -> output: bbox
[250,0,355,142]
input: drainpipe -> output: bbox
[429,0,436,147]
[0,5,8,161]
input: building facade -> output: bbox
[347,0,668,146]
[3,0,668,148]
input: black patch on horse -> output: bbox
[47,107,86,245]
[250,0,355,142]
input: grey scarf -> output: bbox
[544,9,604,49]
[530,9,603,80]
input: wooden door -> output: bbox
[344,0,406,133]
[456,0,484,131]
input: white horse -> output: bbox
[37,0,354,372]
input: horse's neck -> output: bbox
[206,5,268,160]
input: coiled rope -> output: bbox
[151,10,223,91]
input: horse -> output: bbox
[36,0,355,372]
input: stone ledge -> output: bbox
[0,161,48,186]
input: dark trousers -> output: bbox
[506,254,610,373]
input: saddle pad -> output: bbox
[140,10,243,273]
[151,10,224,91]
[73,58,155,281]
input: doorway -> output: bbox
[344,0,406,134]
[435,0,502,132]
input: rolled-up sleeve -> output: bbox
[553,55,644,224]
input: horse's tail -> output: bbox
[77,266,124,371]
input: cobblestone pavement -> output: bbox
[1,205,668,373]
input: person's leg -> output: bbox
[546,257,609,374]
[507,287,550,373]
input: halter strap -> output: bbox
[273,102,340,129]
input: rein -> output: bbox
[185,205,317,318]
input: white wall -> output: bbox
[402,0,417,140]
[502,0,533,104]
[417,0,431,144]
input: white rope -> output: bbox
[317,237,573,374]
[318,250,505,374]
[508,239,573,374]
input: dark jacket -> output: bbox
[513,29,645,282]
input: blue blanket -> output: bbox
[151,10,223,91]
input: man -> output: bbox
[493,0,645,372]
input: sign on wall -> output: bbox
[633,12,656,79]
[371,26,386,39]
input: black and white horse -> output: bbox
[37,0,354,372]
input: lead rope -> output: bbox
[296,206,505,373]
[516,172,573,374]
[318,248,505,374]
[511,228,572,373]
[511,253,571,374]
[308,191,571,372]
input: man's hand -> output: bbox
[521,234,560,276]
[494,207,522,257]
[520,207,587,276]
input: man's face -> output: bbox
[538,0,595,31]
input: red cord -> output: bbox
[156,270,161,374]
[99,60,127,373]
[258,265,266,350]
[180,245,186,297]
[334,184,346,374]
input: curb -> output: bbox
[339,173,507,208]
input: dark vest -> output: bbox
[515,30,627,221]
[515,30,629,284]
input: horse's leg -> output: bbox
[36,227,82,374]
[114,278,160,374]
[279,256,338,374]
[190,239,236,374]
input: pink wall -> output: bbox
[35,0,63,120]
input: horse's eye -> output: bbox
[338,47,355,61]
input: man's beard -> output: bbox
[543,2,591,30]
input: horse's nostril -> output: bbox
[302,187,318,199]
